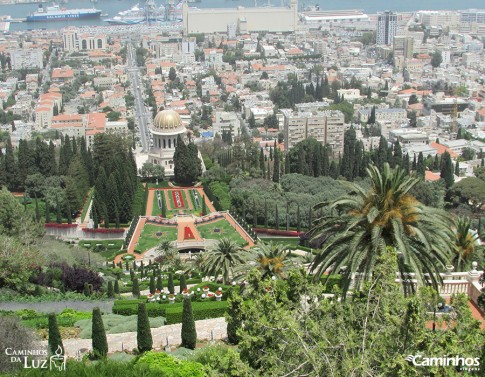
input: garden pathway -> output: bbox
[184,189,194,211]
[145,189,154,216]
[163,190,172,211]
[176,216,202,242]
[43,317,227,358]
[195,188,216,213]
[222,213,255,249]
[114,218,146,263]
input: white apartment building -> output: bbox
[376,11,398,45]
[10,48,43,70]
[281,109,345,154]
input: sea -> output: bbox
[0,0,484,32]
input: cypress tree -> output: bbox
[92,307,108,358]
[264,200,268,229]
[34,195,40,222]
[48,313,64,355]
[149,276,155,294]
[107,281,114,298]
[168,273,175,294]
[137,302,153,353]
[275,204,279,230]
[296,204,301,232]
[440,151,454,188]
[156,275,163,291]
[179,274,187,292]
[308,207,313,230]
[114,279,120,295]
[56,195,62,224]
[403,153,410,175]
[132,278,140,297]
[201,195,207,216]
[181,298,197,349]
[454,161,460,176]
[273,149,280,182]
[253,199,257,228]
[83,282,90,296]
[433,154,440,171]
[130,269,135,280]
[45,200,51,223]
[226,290,243,345]
[416,152,425,179]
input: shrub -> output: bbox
[48,313,63,355]
[91,307,108,358]
[136,351,206,377]
[137,303,153,353]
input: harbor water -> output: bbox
[0,0,484,31]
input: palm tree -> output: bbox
[201,238,246,284]
[309,163,454,297]
[251,242,292,280]
[452,217,480,271]
[155,239,179,266]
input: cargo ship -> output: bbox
[26,3,102,22]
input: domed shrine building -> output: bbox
[148,109,187,176]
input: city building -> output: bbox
[63,27,107,52]
[281,109,345,155]
[393,35,414,60]
[10,48,43,70]
[182,0,298,34]
[460,9,485,24]
[376,11,398,45]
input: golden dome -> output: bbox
[152,109,185,133]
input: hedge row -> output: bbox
[112,300,228,323]
[165,301,228,325]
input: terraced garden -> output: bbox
[135,224,179,252]
[196,218,247,246]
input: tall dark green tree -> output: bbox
[179,274,187,292]
[181,298,197,350]
[137,302,153,353]
[168,272,175,294]
[92,307,108,358]
[132,278,140,297]
[173,135,202,184]
[48,313,63,355]
[156,275,163,291]
[107,281,114,298]
[114,279,120,295]
[226,289,243,345]
[440,151,454,188]
[149,276,155,294]
[273,149,280,182]
[416,152,425,179]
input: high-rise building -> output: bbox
[376,11,398,45]
[393,35,414,60]
[281,110,345,155]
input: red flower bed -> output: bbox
[45,223,77,228]
[171,190,185,208]
[253,228,303,237]
[184,226,195,240]
[82,228,125,234]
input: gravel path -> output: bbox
[0,300,114,314]
[40,317,227,358]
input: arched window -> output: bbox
[81,40,87,50]
[173,138,176,147]
[163,139,166,148]
[97,38,103,49]
[168,139,171,148]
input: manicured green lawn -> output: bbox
[151,190,166,216]
[136,224,178,252]
[196,219,246,246]
[152,190,202,217]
